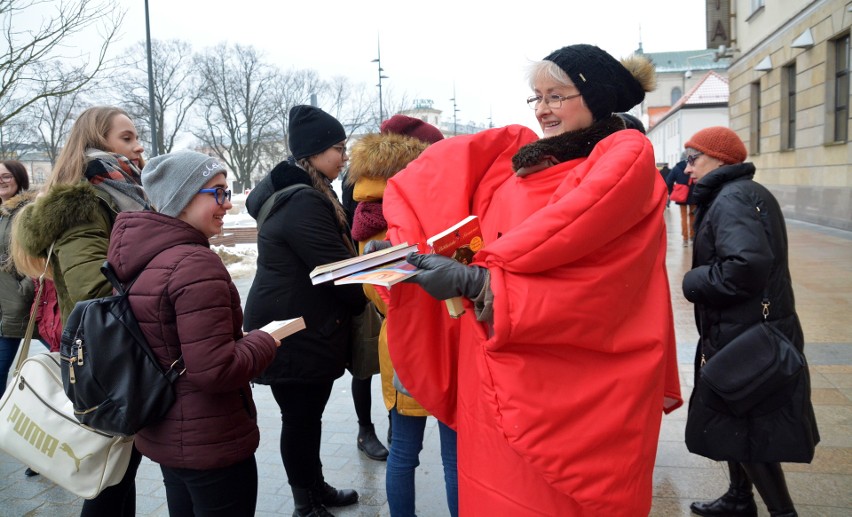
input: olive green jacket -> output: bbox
[15,182,121,324]
[0,191,39,337]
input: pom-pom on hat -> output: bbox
[142,150,227,217]
[684,126,748,165]
[380,115,444,144]
[288,105,346,160]
[544,44,656,121]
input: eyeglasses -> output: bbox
[331,144,347,155]
[0,174,15,183]
[686,152,704,166]
[197,187,232,205]
[526,93,582,109]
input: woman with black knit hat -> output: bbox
[379,44,681,515]
[681,127,818,517]
[243,105,365,516]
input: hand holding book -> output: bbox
[404,253,488,301]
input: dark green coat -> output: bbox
[14,182,120,324]
[0,191,38,337]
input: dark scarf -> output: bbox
[84,149,150,211]
[351,201,386,242]
[511,116,626,176]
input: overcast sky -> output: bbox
[104,0,706,131]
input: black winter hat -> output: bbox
[288,105,346,160]
[544,44,652,121]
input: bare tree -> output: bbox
[192,43,281,190]
[25,62,90,165]
[0,116,32,158]
[0,0,124,127]
[110,39,200,155]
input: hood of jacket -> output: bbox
[0,190,39,218]
[692,162,756,206]
[346,133,430,185]
[107,211,209,284]
[16,181,116,257]
[0,190,39,274]
[245,159,313,219]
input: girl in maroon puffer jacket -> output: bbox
[107,150,282,517]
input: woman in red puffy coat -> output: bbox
[382,44,681,516]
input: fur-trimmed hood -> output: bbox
[0,190,39,275]
[15,181,116,256]
[346,132,430,185]
[0,190,39,217]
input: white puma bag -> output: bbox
[0,350,133,499]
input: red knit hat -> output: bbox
[684,126,747,165]
[380,115,444,144]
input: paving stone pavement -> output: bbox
[0,208,849,516]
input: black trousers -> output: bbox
[80,445,142,517]
[160,455,258,517]
[271,380,334,489]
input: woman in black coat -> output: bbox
[243,105,366,517]
[681,127,819,517]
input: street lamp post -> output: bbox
[144,0,158,157]
[371,36,389,124]
[450,86,460,136]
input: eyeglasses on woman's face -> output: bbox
[0,174,15,183]
[331,144,347,156]
[686,152,704,166]
[197,186,232,205]
[526,93,582,110]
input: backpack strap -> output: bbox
[255,183,311,230]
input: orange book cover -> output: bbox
[426,215,484,317]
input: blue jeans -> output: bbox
[386,407,458,517]
[0,337,54,396]
[0,337,21,396]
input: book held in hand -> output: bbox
[426,215,484,317]
[309,242,417,285]
[333,259,420,288]
[259,317,306,341]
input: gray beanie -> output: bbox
[142,150,227,217]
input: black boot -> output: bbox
[690,462,757,516]
[291,486,334,517]
[742,462,797,517]
[315,471,358,508]
[357,423,389,461]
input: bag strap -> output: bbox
[11,242,54,375]
[255,184,310,230]
[99,246,187,378]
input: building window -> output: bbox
[750,0,765,14]
[781,63,796,150]
[750,82,761,154]
[671,87,682,104]
[830,35,850,142]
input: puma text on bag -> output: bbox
[60,261,183,437]
[0,352,133,498]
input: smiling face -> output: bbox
[0,164,20,203]
[178,173,231,237]
[308,141,348,181]
[532,74,594,137]
[104,114,144,167]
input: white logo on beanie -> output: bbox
[203,161,222,176]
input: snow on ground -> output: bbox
[213,242,258,279]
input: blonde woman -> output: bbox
[12,106,148,516]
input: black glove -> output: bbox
[404,252,488,300]
[364,239,393,254]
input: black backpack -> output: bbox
[60,260,184,437]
